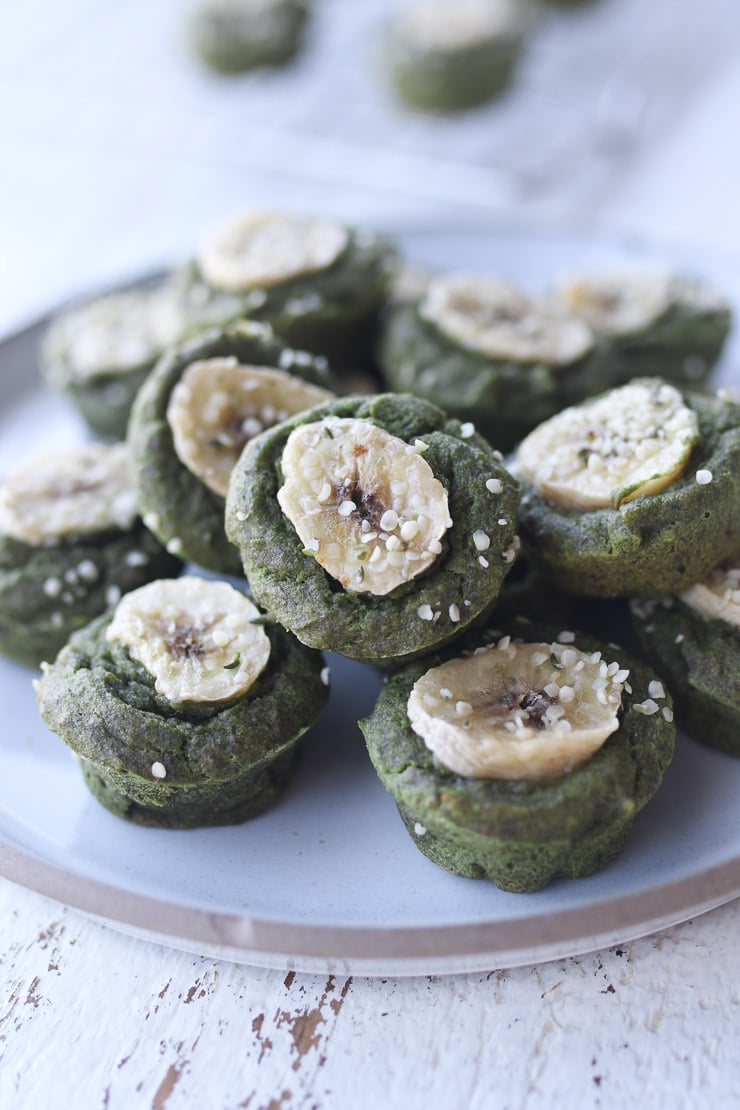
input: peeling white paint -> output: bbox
[1,882,740,1108]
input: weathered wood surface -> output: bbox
[2,882,740,1109]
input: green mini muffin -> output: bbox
[189,0,309,74]
[0,443,182,667]
[40,279,183,441]
[128,320,336,575]
[384,0,531,113]
[176,210,397,372]
[515,382,740,597]
[225,393,520,665]
[360,621,675,892]
[37,577,329,828]
[631,563,740,756]
[378,273,600,453]
[556,270,731,390]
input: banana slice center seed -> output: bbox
[515,379,699,510]
[277,417,452,595]
[408,639,627,780]
[106,576,271,705]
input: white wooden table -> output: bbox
[2,1,740,1105]
[3,886,740,1108]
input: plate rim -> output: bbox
[3,836,740,973]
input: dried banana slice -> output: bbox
[0,443,138,546]
[516,380,699,510]
[167,357,334,496]
[680,562,740,628]
[199,210,349,292]
[419,274,593,365]
[407,639,628,780]
[557,271,673,338]
[45,285,183,383]
[398,0,522,50]
[277,417,452,595]
[106,576,271,705]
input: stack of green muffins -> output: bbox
[8,208,736,892]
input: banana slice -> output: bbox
[389,263,432,306]
[515,380,699,510]
[105,576,271,705]
[399,0,522,50]
[0,443,138,546]
[45,285,182,382]
[557,271,672,338]
[277,416,452,595]
[419,274,593,365]
[407,639,628,780]
[198,210,349,293]
[680,562,740,628]
[167,357,334,497]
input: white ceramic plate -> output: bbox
[2,224,739,977]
